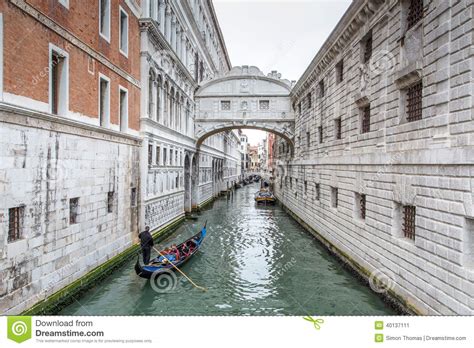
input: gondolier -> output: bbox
[138,226,154,265]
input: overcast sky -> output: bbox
[213,0,352,145]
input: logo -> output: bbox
[7,316,32,343]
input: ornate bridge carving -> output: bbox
[195,66,294,150]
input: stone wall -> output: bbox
[0,107,140,314]
[274,0,474,315]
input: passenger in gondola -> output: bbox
[171,244,180,261]
[138,226,154,265]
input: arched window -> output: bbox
[169,87,175,129]
[163,81,169,126]
[185,101,190,135]
[148,69,156,118]
[156,75,162,122]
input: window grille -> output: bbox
[407,0,423,30]
[8,207,23,242]
[403,205,416,240]
[361,105,371,133]
[406,82,422,122]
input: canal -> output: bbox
[59,183,396,316]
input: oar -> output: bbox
[152,246,208,292]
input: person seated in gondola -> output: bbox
[170,244,180,261]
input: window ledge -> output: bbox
[395,61,423,90]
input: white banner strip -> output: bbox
[1,316,473,347]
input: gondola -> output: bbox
[135,222,207,279]
[254,189,276,205]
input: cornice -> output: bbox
[292,0,387,99]
[140,18,198,90]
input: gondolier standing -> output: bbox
[139,226,154,265]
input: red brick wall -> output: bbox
[0,0,140,130]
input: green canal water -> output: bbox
[59,183,396,316]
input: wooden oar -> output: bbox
[152,246,207,292]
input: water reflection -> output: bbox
[59,183,396,316]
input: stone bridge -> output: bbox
[195,66,295,152]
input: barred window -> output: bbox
[70,198,79,224]
[361,105,371,133]
[336,60,344,83]
[107,192,114,213]
[259,100,270,110]
[335,117,342,140]
[363,32,372,63]
[221,100,231,110]
[407,0,423,30]
[315,183,320,201]
[360,194,366,220]
[403,205,416,240]
[406,81,422,122]
[331,187,338,208]
[8,206,24,243]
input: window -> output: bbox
[355,193,366,220]
[335,117,342,140]
[99,0,111,41]
[170,149,173,165]
[156,146,161,165]
[59,0,69,9]
[315,183,320,201]
[221,100,231,110]
[99,75,110,127]
[406,81,422,122]
[298,102,302,114]
[307,93,312,108]
[361,104,371,133]
[304,181,308,194]
[331,187,338,208]
[119,87,128,131]
[403,205,416,240]
[107,191,114,213]
[163,148,167,165]
[119,6,129,56]
[148,144,153,166]
[319,80,325,97]
[69,198,79,224]
[306,132,310,147]
[8,206,24,243]
[175,175,179,189]
[362,31,373,63]
[318,125,323,144]
[131,188,137,207]
[259,100,270,110]
[50,46,68,115]
[407,0,423,30]
[336,60,344,83]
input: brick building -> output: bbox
[273,0,473,314]
[0,0,142,314]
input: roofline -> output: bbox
[292,0,366,96]
[208,0,232,71]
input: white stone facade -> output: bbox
[273,0,474,314]
[0,105,140,314]
[139,0,241,231]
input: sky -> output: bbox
[213,0,352,145]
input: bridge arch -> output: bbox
[194,66,295,152]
